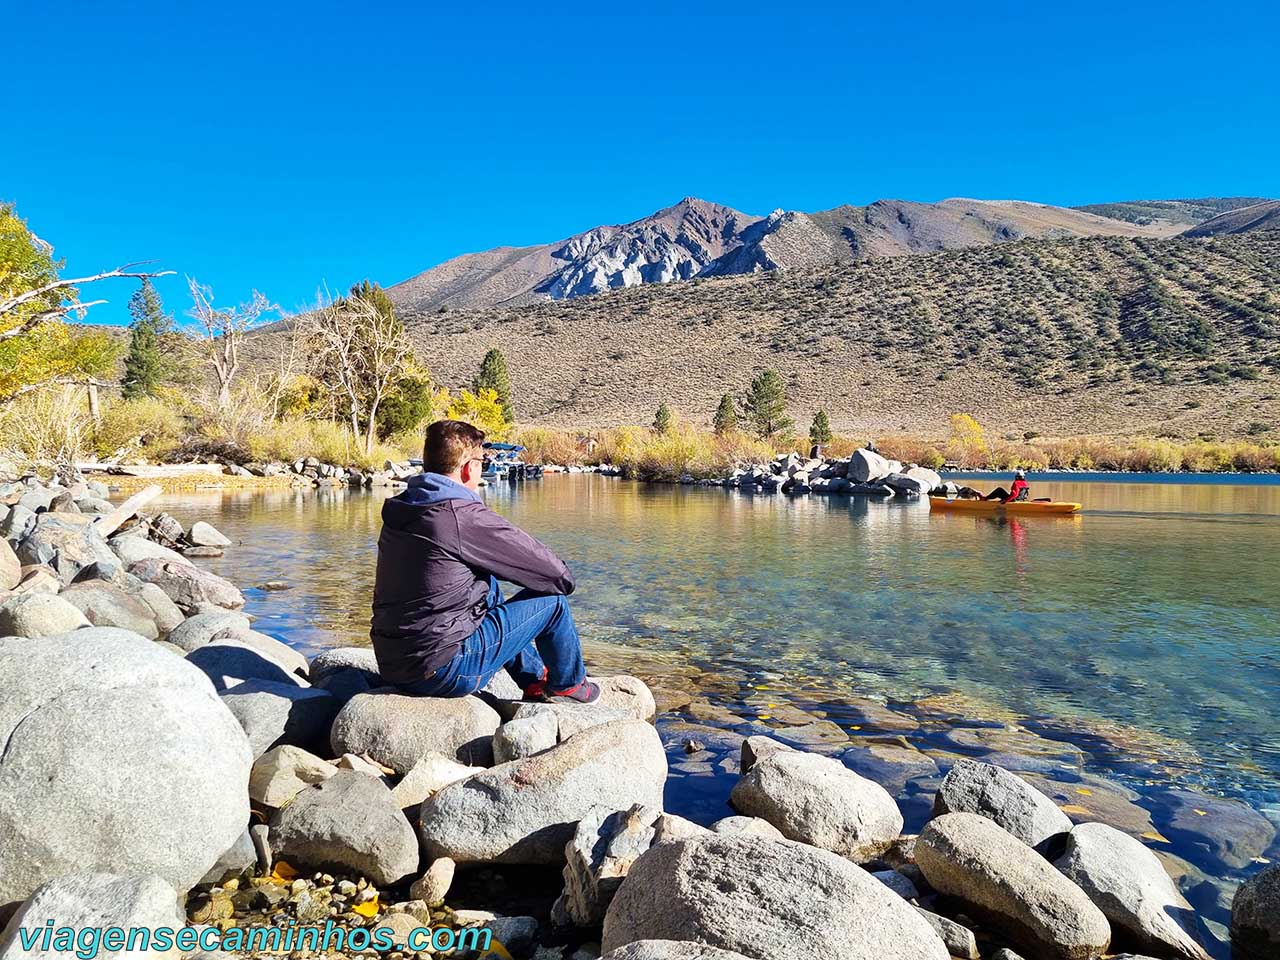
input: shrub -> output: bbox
[0,388,94,470]
[94,397,186,460]
[876,435,945,470]
[515,427,583,465]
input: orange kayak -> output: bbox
[929,496,1082,515]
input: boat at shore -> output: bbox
[929,496,1082,515]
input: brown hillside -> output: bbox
[1181,200,1280,237]
[404,232,1280,440]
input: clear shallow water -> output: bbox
[154,476,1280,885]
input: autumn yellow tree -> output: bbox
[1,203,169,400]
[444,387,510,439]
[948,412,988,467]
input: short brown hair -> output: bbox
[423,419,486,474]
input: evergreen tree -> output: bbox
[712,393,738,435]
[809,409,833,445]
[474,348,515,423]
[121,279,174,399]
[742,369,793,439]
[653,401,673,434]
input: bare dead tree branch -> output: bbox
[0,263,176,339]
[186,277,278,409]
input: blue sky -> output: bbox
[3,0,1278,325]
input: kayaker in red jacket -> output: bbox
[983,470,1030,503]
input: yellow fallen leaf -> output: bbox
[1193,809,1208,816]
[1141,830,1172,843]
[851,725,862,731]
[757,715,772,720]
[1075,788,1094,796]
[352,897,379,918]
[1059,804,1092,816]
[269,861,297,882]
[480,939,514,960]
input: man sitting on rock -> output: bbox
[371,419,600,703]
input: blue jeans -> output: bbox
[402,578,586,697]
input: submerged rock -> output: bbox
[1155,788,1276,872]
[915,812,1111,960]
[730,749,902,861]
[419,719,667,864]
[188,520,232,547]
[601,834,950,959]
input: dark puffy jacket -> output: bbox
[370,473,574,684]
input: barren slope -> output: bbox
[404,232,1280,440]
[1181,200,1280,237]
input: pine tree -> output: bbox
[121,279,174,399]
[653,401,674,434]
[809,409,833,444]
[474,348,515,424]
[742,369,793,439]
[712,393,738,435]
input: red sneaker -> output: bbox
[545,680,601,704]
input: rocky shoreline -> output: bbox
[1,474,1278,959]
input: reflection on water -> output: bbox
[161,476,1280,821]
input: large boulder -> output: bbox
[16,513,118,585]
[188,521,232,547]
[601,944,752,960]
[187,639,308,692]
[906,466,943,491]
[0,873,186,959]
[249,745,337,808]
[915,812,1111,960]
[211,628,309,679]
[0,628,252,907]
[59,581,159,639]
[1055,822,1209,960]
[850,448,893,483]
[419,719,667,864]
[166,610,252,652]
[1232,863,1280,959]
[932,759,1073,851]
[128,582,185,637]
[309,646,381,687]
[601,834,950,960]
[0,593,90,638]
[268,770,419,886]
[729,750,902,861]
[219,680,338,757]
[554,803,661,927]
[330,690,500,771]
[109,535,191,569]
[127,557,244,613]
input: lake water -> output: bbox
[153,474,1280,904]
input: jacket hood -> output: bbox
[383,472,481,528]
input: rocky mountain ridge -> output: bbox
[387,195,1274,314]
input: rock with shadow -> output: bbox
[330,688,500,771]
[601,834,950,960]
[1055,821,1210,960]
[419,719,667,864]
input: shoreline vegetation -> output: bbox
[2,472,1277,959]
